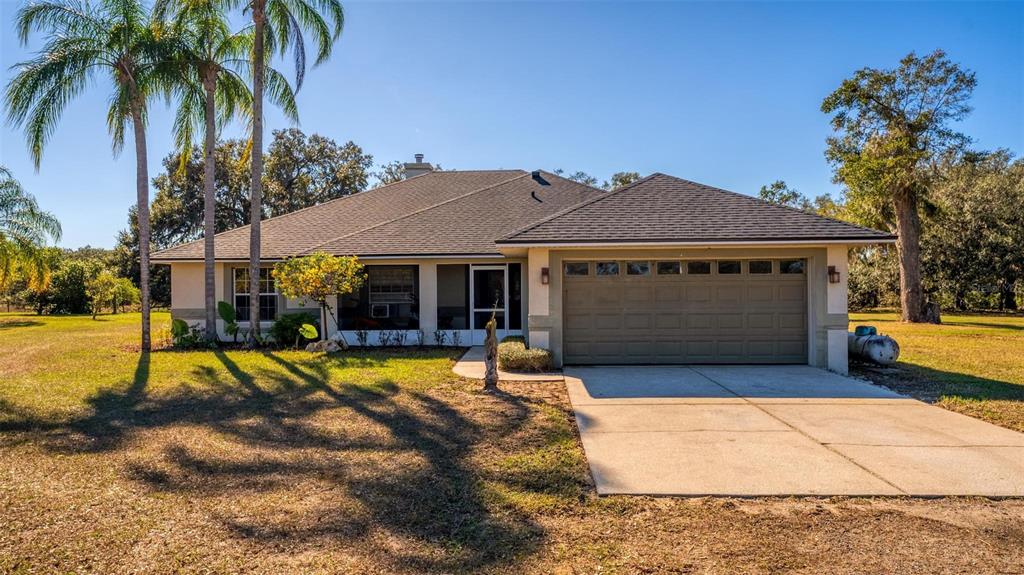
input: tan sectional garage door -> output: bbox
[562,259,807,364]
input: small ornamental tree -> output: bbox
[86,270,119,319]
[272,252,365,343]
[112,277,140,313]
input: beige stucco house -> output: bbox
[152,160,895,374]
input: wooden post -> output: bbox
[483,315,498,392]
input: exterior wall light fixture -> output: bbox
[541,267,550,285]
[828,265,841,284]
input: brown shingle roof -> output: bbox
[312,171,601,256]
[498,173,895,244]
[151,170,605,260]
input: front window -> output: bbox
[340,265,419,329]
[234,268,277,322]
[436,264,468,329]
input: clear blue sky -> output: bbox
[2,1,1022,248]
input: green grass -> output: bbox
[0,311,457,418]
[849,311,1024,431]
[3,312,1024,573]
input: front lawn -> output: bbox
[850,312,1024,432]
[2,312,1023,574]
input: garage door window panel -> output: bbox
[749,260,773,274]
[596,261,620,276]
[656,261,681,275]
[564,262,589,276]
[626,261,650,276]
[718,261,742,275]
[687,261,711,275]
[780,259,806,274]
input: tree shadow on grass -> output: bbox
[4,347,549,571]
[946,321,1024,332]
[141,354,539,571]
[0,319,43,330]
[854,361,1024,403]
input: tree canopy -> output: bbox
[822,50,976,322]
[0,166,61,293]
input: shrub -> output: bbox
[170,319,214,349]
[269,312,319,348]
[498,339,552,372]
[432,330,448,347]
[217,301,240,341]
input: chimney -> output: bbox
[403,153,433,179]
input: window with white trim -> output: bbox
[234,268,277,322]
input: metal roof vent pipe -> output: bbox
[403,154,433,179]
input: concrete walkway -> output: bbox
[566,365,1024,497]
[453,346,564,382]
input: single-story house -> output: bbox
[152,157,895,374]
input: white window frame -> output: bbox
[233,267,277,324]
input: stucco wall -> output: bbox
[168,257,526,344]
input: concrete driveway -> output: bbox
[565,366,1024,496]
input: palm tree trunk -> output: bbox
[894,190,927,323]
[130,99,151,351]
[248,1,266,344]
[203,74,217,340]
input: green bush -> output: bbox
[498,339,552,372]
[170,318,214,349]
[270,312,319,348]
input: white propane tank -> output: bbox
[848,326,900,365]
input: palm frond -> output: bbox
[15,0,104,43]
[263,65,298,124]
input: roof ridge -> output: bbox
[536,169,610,195]
[498,172,660,241]
[300,171,532,255]
[152,170,527,259]
[654,173,889,235]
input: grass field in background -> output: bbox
[850,311,1024,431]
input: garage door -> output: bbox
[562,259,807,364]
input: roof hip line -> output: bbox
[298,172,531,256]
[499,172,661,240]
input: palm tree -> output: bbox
[5,0,174,351]
[157,0,297,339]
[0,166,62,295]
[245,0,344,343]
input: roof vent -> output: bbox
[531,170,549,185]
[403,154,433,179]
